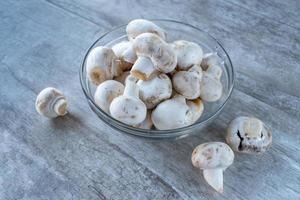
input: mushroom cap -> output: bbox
[226,116,272,154]
[126,19,166,40]
[109,95,147,126]
[94,80,125,113]
[191,142,234,170]
[151,95,191,130]
[172,65,203,99]
[133,33,177,73]
[86,46,119,85]
[186,98,204,124]
[200,73,223,102]
[200,52,219,71]
[35,87,67,118]
[172,40,203,70]
[137,73,172,109]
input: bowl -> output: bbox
[80,19,234,139]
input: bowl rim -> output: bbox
[79,19,235,138]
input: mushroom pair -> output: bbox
[152,95,204,130]
[94,76,147,126]
[191,117,272,193]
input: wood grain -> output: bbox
[0,0,299,199]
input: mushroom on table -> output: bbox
[191,142,234,193]
[226,116,272,154]
[35,87,67,118]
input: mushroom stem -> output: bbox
[203,168,224,193]
[53,98,67,116]
[124,76,139,98]
[131,56,156,80]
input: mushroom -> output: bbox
[86,46,121,85]
[126,19,166,41]
[191,142,234,193]
[172,65,203,99]
[226,116,272,154]
[94,80,125,113]
[186,98,204,124]
[137,73,172,109]
[151,95,195,130]
[114,71,131,85]
[133,110,153,129]
[112,41,137,71]
[130,56,157,81]
[200,52,219,71]
[109,76,147,125]
[35,87,67,118]
[200,72,223,102]
[171,40,203,71]
[132,33,177,77]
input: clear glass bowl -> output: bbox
[80,19,234,139]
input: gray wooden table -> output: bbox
[1,0,299,199]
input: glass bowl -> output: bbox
[80,19,234,139]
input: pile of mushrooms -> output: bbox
[34,19,274,195]
[87,19,223,130]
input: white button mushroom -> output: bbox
[132,33,177,76]
[133,110,153,129]
[35,87,67,118]
[86,46,121,85]
[191,142,234,193]
[109,76,147,125]
[137,73,172,109]
[172,65,203,99]
[200,72,223,102]
[94,80,125,114]
[112,41,137,71]
[151,95,196,130]
[226,116,272,154]
[171,40,203,71]
[126,19,166,41]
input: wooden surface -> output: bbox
[0,0,299,199]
